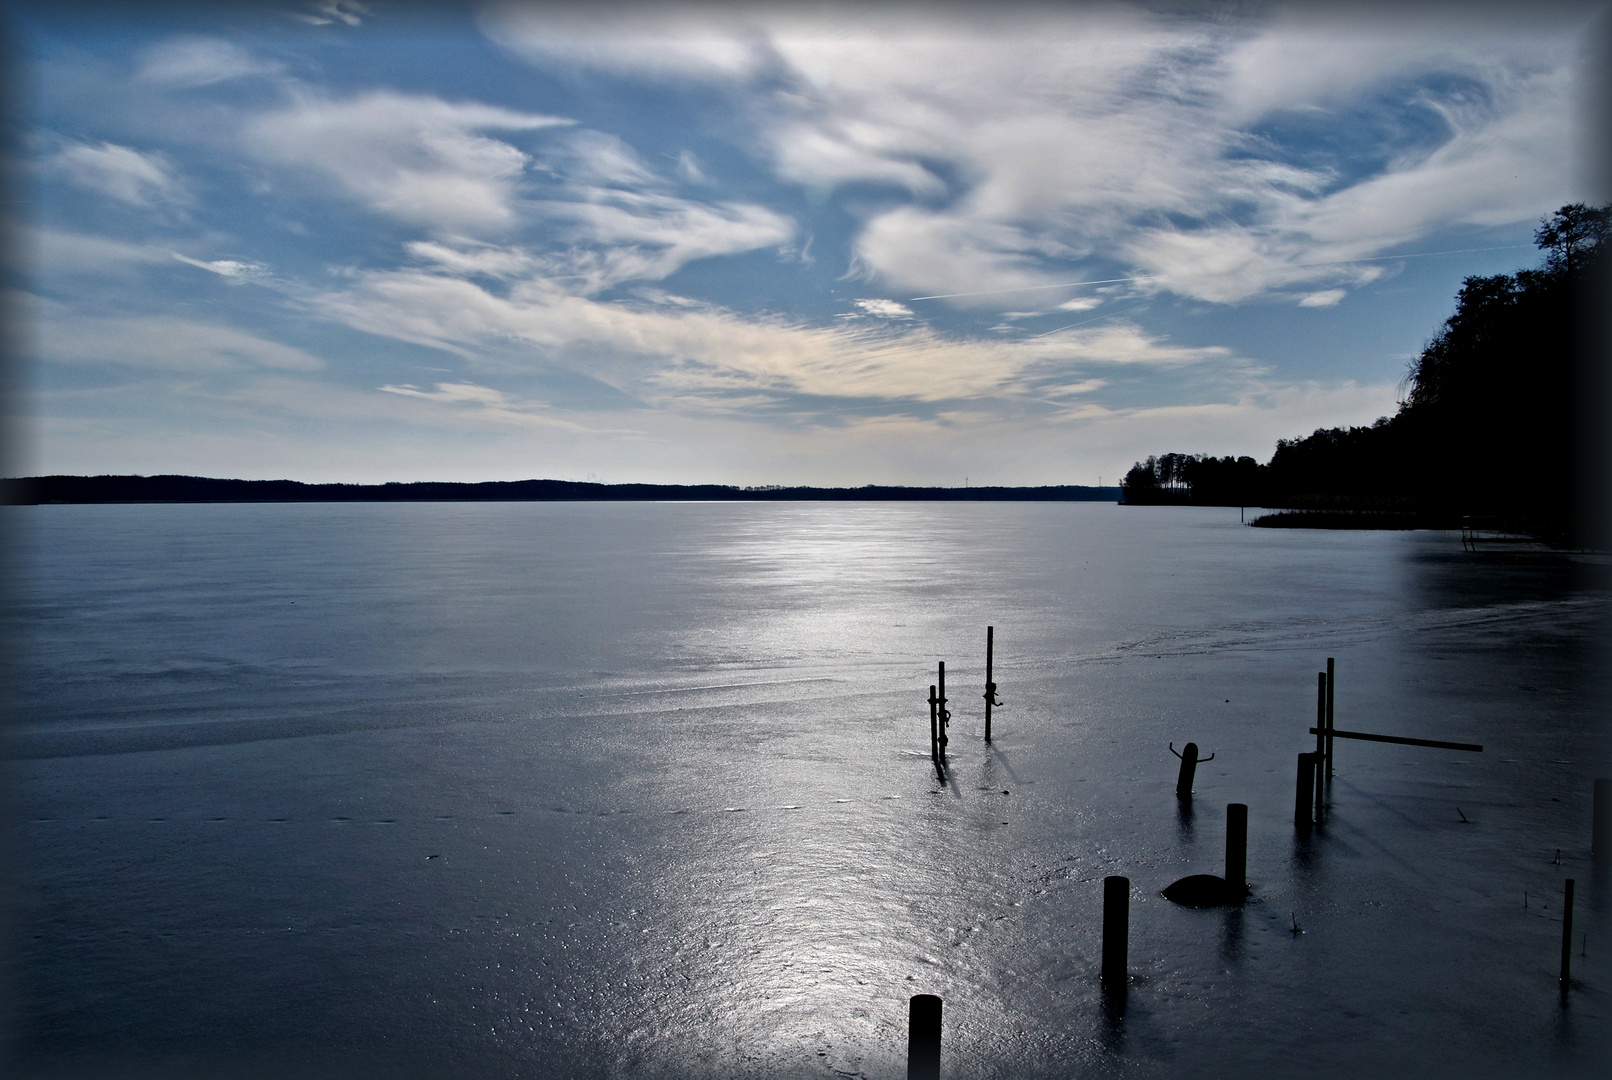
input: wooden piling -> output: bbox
[984,626,995,743]
[1316,672,1327,759]
[1102,876,1129,992]
[1325,658,1335,779]
[1295,753,1315,834]
[1561,879,1576,991]
[1594,779,1611,867]
[1313,752,1325,826]
[1175,742,1200,799]
[1226,804,1247,897]
[1315,672,1327,823]
[937,662,949,754]
[907,994,941,1080]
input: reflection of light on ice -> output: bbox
[17,503,1607,1077]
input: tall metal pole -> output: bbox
[1561,879,1576,991]
[984,626,995,743]
[929,685,939,768]
[1316,672,1326,759]
[1325,657,1336,780]
[1315,671,1327,822]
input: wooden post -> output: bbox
[929,685,939,767]
[1325,658,1335,779]
[1313,753,1324,826]
[1561,879,1576,991]
[1594,779,1610,867]
[907,994,941,1080]
[1315,671,1327,823]
[984,626,995,743]
[1226,803,1247,897]
[1175,742,1200,799]
[1294,753,1315,834]
[937,661,949,755]
[1316,672,1326,759]
[1306,727,1481,752]
[1102,876,1129,992]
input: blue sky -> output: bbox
[8,1,1606,484]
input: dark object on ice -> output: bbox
[1226,803,1247,895]
[1166,804,1250,907]
[1295,752,1318,833]
[937,662,949,753]
[1102,876,1129,996]
[907,994,941,1079]
[1169,741,1214,799]
[1162,873,1249,907]
[1561,880,1576,992]
[1594,779,1610,866]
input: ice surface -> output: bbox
[6,502,1609,1077]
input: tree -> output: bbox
[1534,203,1611,278]
[1123,458,1158,491]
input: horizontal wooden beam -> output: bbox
[1310,727,1482,752]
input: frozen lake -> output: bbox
[5,501,1609,1077]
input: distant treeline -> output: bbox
[6,475,1122,505]
[1122,203,1610,545]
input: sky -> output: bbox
[5,0,1608,486]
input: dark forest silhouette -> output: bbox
[1121,204,1611,545]
[6,476,1121,505]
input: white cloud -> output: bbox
[45,141,184,207]
[27,294,325,373]
[292,1,369,27]
[770,123,946,198]
[244,91,573,234]
[1214,9,1586,125]
[28,228,172,277]
[485,5,1594,306]
[853,207,1079,305]
[853,298,915,319]
[1299,289,1346,307]
[136,38,285,87]
[674,150,710,185]
[481,3,770,81]
[530,193,794,290]
[405,240,539,279]
[377,380,608,430]
[543,129,659,188]
[241,92,791,285]
[311,268,1237,411]
[172,253,270,280]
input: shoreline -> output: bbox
[3,475,1122,506]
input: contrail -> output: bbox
[1292,243,1531,268]
[1033,306,1140,338]
[908,276,1146,300]
[906,244,1531,302]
